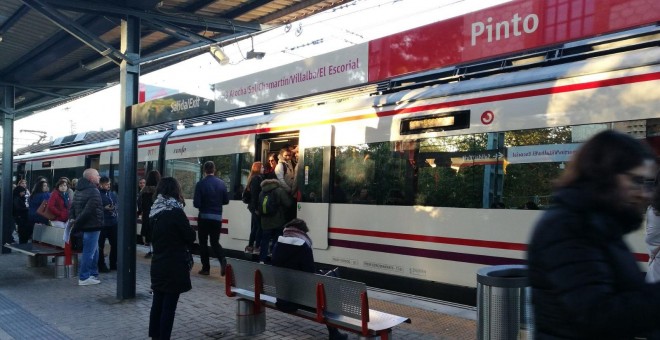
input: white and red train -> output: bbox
[11,25,660,305]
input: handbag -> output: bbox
[36,200,56,220]
[241,188,251,204]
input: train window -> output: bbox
[165,157,201,199]
[300,147,323,203]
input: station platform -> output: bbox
[0,246,476,339]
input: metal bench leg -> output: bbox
[27,255,47,268]
[357,329,392,340]
[54,254,78,278]
[236,298,265,336]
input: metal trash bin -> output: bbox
[477,264,534,340]
[236,298,265,336]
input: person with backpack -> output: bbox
[258,178,293,263]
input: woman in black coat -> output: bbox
[148,177,196,340]
[527,130,660,339]
[140,170,160,258]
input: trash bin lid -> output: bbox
[477,264,528,288]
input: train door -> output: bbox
[297,125,332,249]
[86,154,100,170]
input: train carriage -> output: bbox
[9,24,660,305]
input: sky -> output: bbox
[7,0,510,150]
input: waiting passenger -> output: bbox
[139,170,160,258]
[46,178,71,228]
[12,185,29,244]
[98,176,118,272]
[646,172,660,283]
[28,180,50,231]
[245,161,264,256]
[271,219,348,340]
[70,168,103,286]
[527,130,660,338]
[258,178,293,263]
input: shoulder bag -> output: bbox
[36,200,56,220]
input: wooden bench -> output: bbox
[225,258,411,339]
[4,223,77,278]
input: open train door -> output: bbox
[297,125,332,249]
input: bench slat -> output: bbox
[4,243,63,256]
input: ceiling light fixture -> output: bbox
[246,35,265,60]
[209,44,230,65]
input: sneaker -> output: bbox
[78,277,101,286]
[252,247,261,255]
[144,251,152,259]
[244,246,253,254]
[198,269,210,276]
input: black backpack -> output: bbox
[241,188,251,204]
[258,188,280,216]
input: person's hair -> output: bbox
[99,176,111,185]
[279,148,290,157]
[247,161,263,187]
[156,177,185,205]
[31,180,48,196]
[283,218,309,232]
[145,170,161,187]
[203,161,215,175]
[555,130,656,208]
[54,178,68,189]
[59,176,70,183]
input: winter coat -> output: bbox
[271,229,314,312]
[100,188,118,227]
[259,179,293,231]
[47,190,69,222]
[12,187,28,220]
[646,206,660,283]
[139,186,156,238]
[527,186,660,339]
[193,175,229,221]
[247,174,264,213]
[275,160,295,194]
[150,208,196,294]
[69,177,103,232]
[28,192,51,225]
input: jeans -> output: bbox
[79,230,100,280]
[98,226,117,269]
[259,228,283,263]
[248,212,262,248]
[197,218,224,270]
[149,290,180,340]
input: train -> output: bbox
[9,25,660,305]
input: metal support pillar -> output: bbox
[1,86,15,253]
[117,16,140,300]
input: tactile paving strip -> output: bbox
[0,291,71,339]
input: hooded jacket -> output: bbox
[527,186,660,339]
[69,177,103,232]
[259,179,293,231]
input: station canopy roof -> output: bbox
[0,0,348,119]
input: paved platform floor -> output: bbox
[0,246,477,339]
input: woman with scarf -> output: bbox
[148,177,196,340]
[271,219,347,340]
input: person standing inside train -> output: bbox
[193,161,229,276]
[275,147,296,220]
[69,168,103,286]
[139,170,160,258]
[46,178,71,228]
[527,130,660,338]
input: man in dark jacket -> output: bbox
[69,168,103,286]
[258,178,293,263]
[98,176,118,272]
[12,185,29,244]
[193,161,229,276]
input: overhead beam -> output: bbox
[43,0,265,33]
[259,0,347,24]
[222,0,272,19]
[141,18,217,45]
[0,5,31,36]
[23,0,133,65]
